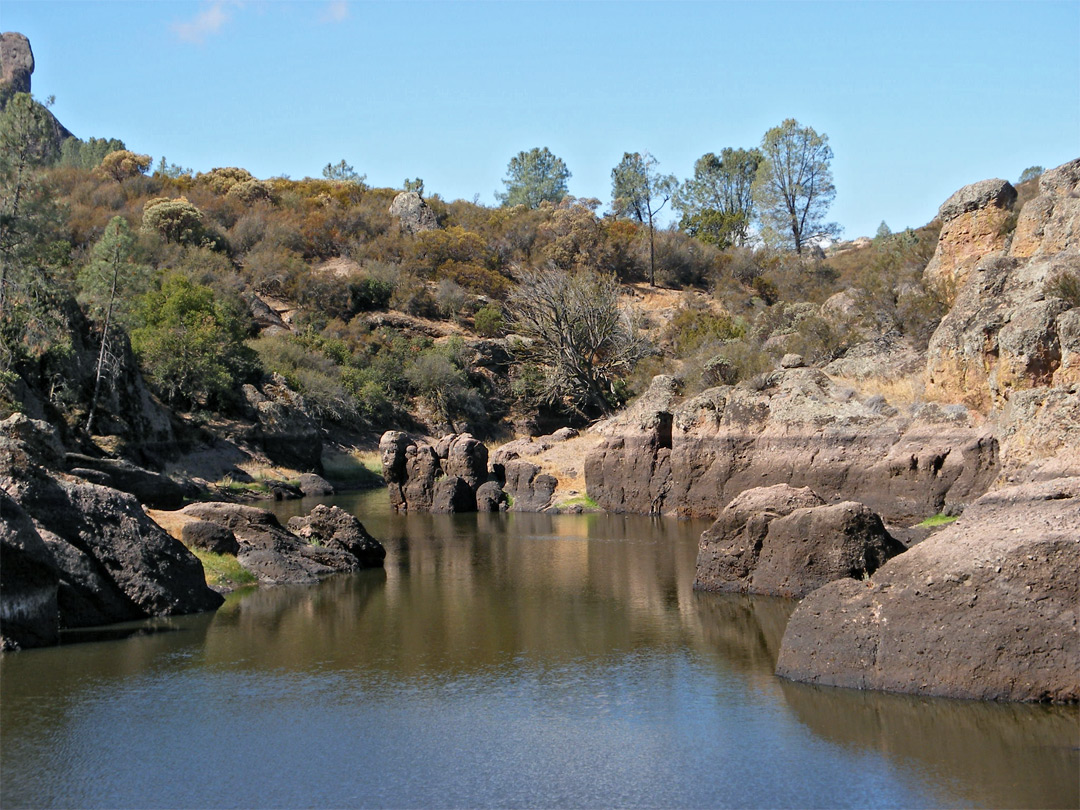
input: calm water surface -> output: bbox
[1,490,1077,809]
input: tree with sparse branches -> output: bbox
[753,119,839,254]
[506,268,651,416]
[77,216,147,432]
[323,159,365,184]
[497,147,571,209]
[611,151,677,286]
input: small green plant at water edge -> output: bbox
[192,549,257,590]
[915,513,959,528]
[559,494,599,509]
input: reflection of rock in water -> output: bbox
[206,571,387,669]
[690,592,798,677]
[780,679,1080,810]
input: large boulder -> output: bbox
[586,370,998,528]
[776,478,1080,702]
[287,504,385,568]
[0,491,59,650]
[0,415,222,647]
[695,486,905,598]
[500,459,557,512]
[475,481,509,512]
[379,431,495,513]
[180,520,239,555]
[389,191,438,234]
[923,178,1017,294]
[695,484,825,591]
[180,502,362,585]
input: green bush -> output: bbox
[130,275,257,409]
[473,305,504,337]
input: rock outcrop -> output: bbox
[241,375,323,472]
[389,191,438,234]
[287,504,386,568]
[585,369,997,528]
[1,32,34,95]
[0,415,223,650]
[694,485,904,598]
[775,477,1080,702]
[181,501,383,585]
[925,159,1080,408]
[379,429,573,513]
[923,178,1017,294]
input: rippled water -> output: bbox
[1,490,1076,809]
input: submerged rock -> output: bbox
[775,477,1080,702]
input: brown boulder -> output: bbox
[181,502,359,584]
[776,478,1080,702]
[500,460,557,512]
[181,520,239,555]
[287,504,385,568]
[695,484,825,591]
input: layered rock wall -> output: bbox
[585,371,998,528]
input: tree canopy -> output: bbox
[497,147,571,209]
[674,147,761,248]
[753,119,838,254]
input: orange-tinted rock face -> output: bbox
[925,159,1080,408]
[923,178,1017,297]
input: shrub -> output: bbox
[664,306,744,354]
[197,167,254,195]
[1044,268,1080,309]
[141,197,206,245]
[473,304,504,337]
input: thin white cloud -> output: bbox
[321,1,349,23]
[172,1,233,44]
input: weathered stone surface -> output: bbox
[823,334,923,381]
[924,179,1017,294]
[389,191,438,234]
[475,481,509,512]
[500,460,557,512]
[586,370,997,526]
[432,475,476,513]
[443,433,488,492]
[379,430,412,510]
[1,32,34,95]
[298,473,334,497]
[925,159,1080,408]
[287,504,385,568]
[780,353,805,369]
[752,502,905,598]
[181,520,239,555]
[242,375,322,471]
[0,416,221,646]
[181,502,359,584]
[0,491,59,650]
[380,431,494,513]
[695,484,825,591]
[1010,159,1080,259]
[776,478,1080,702]
[26,478,223,629]
[65,452,185,510]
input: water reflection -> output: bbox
[1,490,1076,810]
[781,680,1080,809]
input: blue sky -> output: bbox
[4,0,1078,238]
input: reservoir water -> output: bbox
[1,490,1077,809]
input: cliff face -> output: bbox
[925,159,1080,408]
[586,158,1080,523]
[585,372,997,530]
